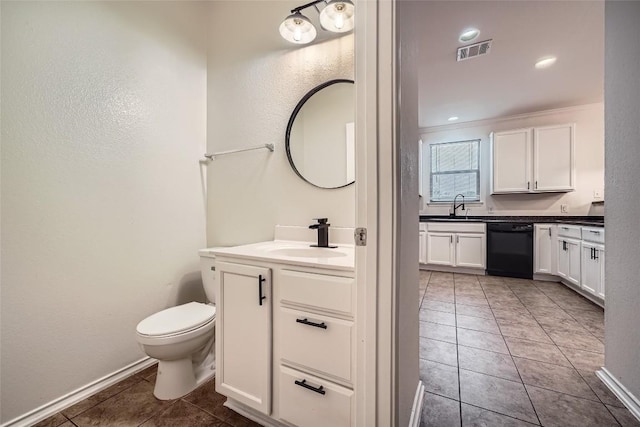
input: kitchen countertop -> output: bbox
[420,215,605,227]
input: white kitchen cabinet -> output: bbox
[455,233,486,269]
[419,226,428,264]
[534,224,555,274]
[426,232,455,266]
[580,242,604,297]
[533,124,575,191]
[491,123,575,194]
[426,222,486,269]
[557,238,581,286]
[491,128,531,193]
[216,261,272,415]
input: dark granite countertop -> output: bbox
[419,215,605,227]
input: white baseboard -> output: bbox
[224,399,285,427]
[420,265,486,275]
[596,368,640,422]
[408,381,425,427]
[1,357,156,427]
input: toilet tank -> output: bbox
[199,252,217,304]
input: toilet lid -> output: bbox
[136,302,216,337]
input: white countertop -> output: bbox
[199,240,355,272]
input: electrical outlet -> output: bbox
[561,204,569,213]
[594,189,604,200]
[488,206,494,214]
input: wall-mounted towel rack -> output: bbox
[203,143,274,161]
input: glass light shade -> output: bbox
[279,12,317,44]
[319,0,355,33]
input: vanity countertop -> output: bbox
[200,240,355,272]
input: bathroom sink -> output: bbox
[267,247,348,258]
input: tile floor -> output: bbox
[418,270,640,427]
[35,366,258,427]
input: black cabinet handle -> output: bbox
[563,241,567,251]
[296,318,327,329]
[594,249,599,260]
[295,379,326,395]
[258,275,266,306]
[527,182,530,190]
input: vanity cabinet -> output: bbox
[534,224,556,274]
[213,246,355,427]
[425,222,486,270]
[216,262,272,415]
[491,124,575,194]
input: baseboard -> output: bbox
[559,279,605,308]
[224,399,285,427]
[596,368,640,422]
[408,381,425,427]
[421,265,486,275]
[1,357,156,427]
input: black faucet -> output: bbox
[309,218,337,248]
[451,193,465,217]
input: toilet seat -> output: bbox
[136,302,216,338]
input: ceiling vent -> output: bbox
[457,39,492,62]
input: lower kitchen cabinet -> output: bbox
[534,224,555,274]
[419,226,428,264]
[424,222,486,270]
[455,233,486,268]
[557,238,581,286]
[581,242,605,299]
[426,232,455,266]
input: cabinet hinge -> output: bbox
[355,228,367,246]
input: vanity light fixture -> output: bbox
[279,0,355,45]
[535,56,557,69]
[459,28,480,43]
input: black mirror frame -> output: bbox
[285,79,355,189]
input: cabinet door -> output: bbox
[491,129,531,193]
[455,233,486,268]
[597,247,605,299]
[580,243,599,295]
[535,225,553,274]
[557,239,569,280]
[216,262,272,414]
[426,232,454,266]
[567,239,581,286]
[419,230,428,264]
[533,124,575,191]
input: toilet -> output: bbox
[135,252,217,400]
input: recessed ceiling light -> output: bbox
[535,56,557,69]
[459,28,480,43]
[448,116,459,121]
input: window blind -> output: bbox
[430,139,480,202]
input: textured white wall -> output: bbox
[420,103,604,216]
[603,0,640,402]
[206,1,355,247]
[0,2,208,422]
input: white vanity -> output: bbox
[202,229,355,427]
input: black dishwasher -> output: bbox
[486,222,534,279]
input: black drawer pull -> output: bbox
[295,379,326,395]
[296,318,327,329]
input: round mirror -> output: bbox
[286,79,355,189]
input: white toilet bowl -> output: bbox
[136,252,219,400]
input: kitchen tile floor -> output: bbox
[419,270,640,427]
[35,367,258,427]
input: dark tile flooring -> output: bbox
[418,271,640,427]
[35,367,258,427]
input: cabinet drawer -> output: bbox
[279,269,354,315]
[582,227,604,244]
[280,308,353,382]
[279,365,353,427]
[557,225,581,239]
[427,222,486,233]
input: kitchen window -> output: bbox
[430,139,480,202]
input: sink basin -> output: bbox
[267,247,348,258]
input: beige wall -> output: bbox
[604,0,640,404]
[420,103,604,216]
[206,1,355,247]
[0,2,208,422]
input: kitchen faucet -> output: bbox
[451,194,465,217]
[309,218,337,248]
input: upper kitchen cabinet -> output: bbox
[491,124,575,194]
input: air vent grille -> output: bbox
[457,39,492,62]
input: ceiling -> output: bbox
[416,1,604,129]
